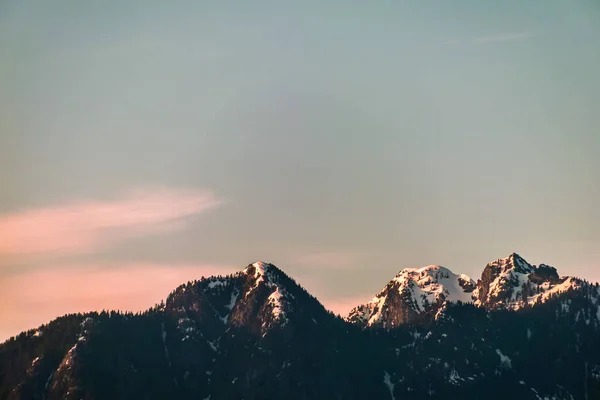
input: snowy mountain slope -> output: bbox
[240,262,293,328]
[347,253,587,328]
[165,261,330,339]
[347,265,476,328]
[474,253,582,310]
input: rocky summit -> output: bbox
[346,252,584,329]
[2,254,600,400]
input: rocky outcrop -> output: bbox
[347,265,476,328]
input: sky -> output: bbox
[1,0,599,341]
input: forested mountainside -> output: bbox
[2,254,600,400]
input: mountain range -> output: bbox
[2,253,599,399]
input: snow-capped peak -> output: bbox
[165,261,303,339]
[243,261,269,294]
[346,253,586,328]
[488,253,533,274]
[245,261,269,277]
[243,262,292,325]
[347,264,475,328]
[392,265,476,307]
[474,253,580,310]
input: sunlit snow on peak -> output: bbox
[348,264,476,327]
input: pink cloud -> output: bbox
[0,263,236,342]
[0,187,222,258]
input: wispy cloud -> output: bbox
[473,32,532,44]
[0,187,222,259]
[0,262,236,341]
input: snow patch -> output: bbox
[534,278,580,305]
[496,349,512,369]
[53,318,95,378]
[244,262,267,297]
[267,286,286,320]
[207,340,219,352]
[45,371,54,389]
[383,371,396,400]
[208,279,227,289]
[448,368,463,386]
[227,290,239,311]
[367,294,388,326]
[393,265,475,310]
[62,344,77,369]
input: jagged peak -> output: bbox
[245,261,269,274]
[474,253,583,310]
[491,252,523,262]
[163,261,302,337]
[240,262,296,328]
[243,261,285,280]
[168,262,282,299]
[243,262,278,293]
[486,252,533,273]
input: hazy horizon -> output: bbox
[1,0,599,341]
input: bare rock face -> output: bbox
[475,253,534,309]
[529,264,560,285]
[473,253,578,310]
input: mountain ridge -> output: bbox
[346,252,584,329]
[2,254,600,400]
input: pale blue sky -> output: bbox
[1,1,599,332]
